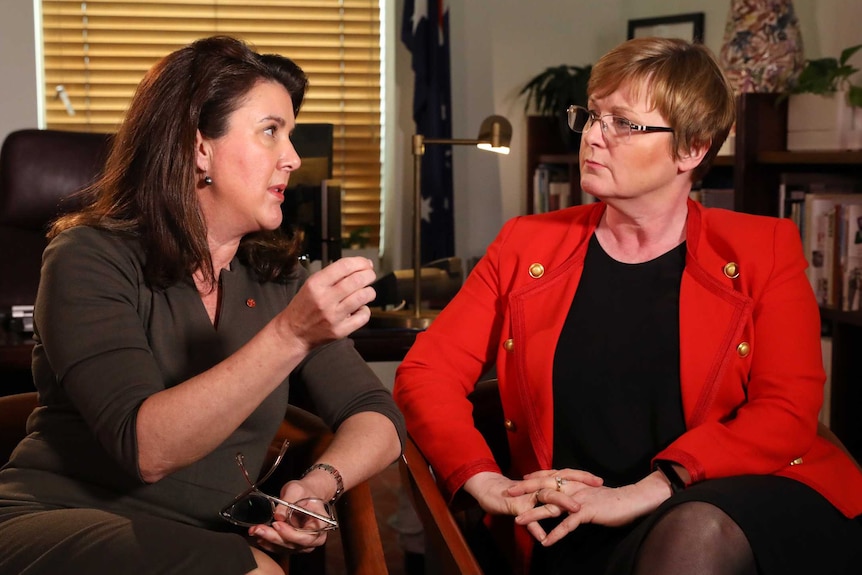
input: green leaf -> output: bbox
[838,44,862,67]
[518,64,591,116]
[791,45,862,98]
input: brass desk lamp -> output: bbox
[371,115,512,329]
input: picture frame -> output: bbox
[627,12,704,42]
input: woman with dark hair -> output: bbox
[0,36,403,575]
[394,37,862,575]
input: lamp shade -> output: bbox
[476,115,512,154]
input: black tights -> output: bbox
[632,501,757,575]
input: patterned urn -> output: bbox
[720,0,805,94]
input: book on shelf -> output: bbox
[532,163,569,213]
[803,194,862,308]
[778,172,862,239]
[841,203,862,311]
[820,336,832,427]
[804,193,834,306]
[532,164,550,214]
[773,172,862,307]
[700,188,735,210]
[580,189,597,206]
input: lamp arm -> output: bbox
[408,122,509,320]
[422,137,483,146]
[412,137,424,318]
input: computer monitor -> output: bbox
[279,123,341,265]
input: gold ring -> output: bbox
[555,476,564,491]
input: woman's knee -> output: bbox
[633,501,756,575]
[650,501,746,546]
[246,547,286,575]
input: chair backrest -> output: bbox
[398,378,510,575]
[0,125,340,307]
[0,391,39,464]
[0,128,112,308]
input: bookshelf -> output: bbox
[524,92,862,460]
[525,116,579,213]
[733,92,862,461]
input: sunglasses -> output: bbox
[219,440,339,532]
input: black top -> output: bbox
[553,234,686,487]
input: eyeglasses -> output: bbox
[219,440,339,533]
[567,105,674,142]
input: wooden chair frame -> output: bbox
[397,378,509,575]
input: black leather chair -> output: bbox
[0,128,112,309]
[0,125,339,310]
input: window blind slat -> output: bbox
[42,0,381,244]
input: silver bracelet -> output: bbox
[302,462,344,503]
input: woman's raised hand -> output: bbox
[278,257,377,351]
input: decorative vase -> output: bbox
[719,0,804,94]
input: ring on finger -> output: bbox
[555,476,566,491]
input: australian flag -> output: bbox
[402,0,453,263]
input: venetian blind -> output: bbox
[41,0,382,245]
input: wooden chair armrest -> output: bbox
[270,403,389,574]
[399,436,483,575]
[271,404,333,458]
[335,479,389,575]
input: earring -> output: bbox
[203,175,213,185]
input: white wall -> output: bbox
[0,1,39,141]
[449,0,622,267]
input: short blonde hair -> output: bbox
[588,37,735,182]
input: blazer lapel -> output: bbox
[680,204,753,427]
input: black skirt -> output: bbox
[531,475,862,575]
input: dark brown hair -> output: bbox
[50,36,309,288]
[588,37,735,182]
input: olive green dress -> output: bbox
[0,226,405,574]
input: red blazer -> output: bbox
[394,200,862,568]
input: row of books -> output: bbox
[689,188,735,210]
[779,173,862,311]
[532,164,595,213]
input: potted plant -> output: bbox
[786,44,862,151]
[519,64,591,150]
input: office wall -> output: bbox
[438,0,862,267]
[0,1,39,142]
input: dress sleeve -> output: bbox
[34,227,162,478]
[292,337,406,450]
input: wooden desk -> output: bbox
[0,328,36,395]
[0,326,421,396]
[349,327,421,362]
